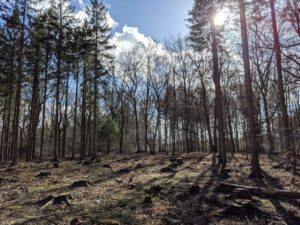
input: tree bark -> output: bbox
[62,67,69,159]
[210,5,226,165]
[71,60,80,159]
[53,2,63,162]
[238,0,262,178]
[219,182,300,199]
[11,0,27,165]
[270,0,295,173]
[80,59,87,160]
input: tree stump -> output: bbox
[221,201,268,219]
[98,220,120,225]
[189,185,200,195]
[35,172,51,178]
[102,164,112,169]
[5,167,17,172]
[117,168,131,174]
[145,185,163,195]
[34,194,73,208]
[142,196,152,204]
[134,163,143,169]
[160,166,176,173]
[170,157,184,166]
[69,180,94,189]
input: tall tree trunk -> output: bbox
[11,1,27,166]
[172,72,176,155]
[0,98,7,161]
[262,94,274,156]
[270,0,295,172]
[71,61,80,160]
[201,77,214,152]
[80,59,87,160]
[228,109,236,157]
[53,2,63,162]
[119,103,125,154]
[4,58,15,162]
[210,6,226,165]
[62,68,69,159]
[27,44,40,161]
[91,77,97,160]
[144,58,150,152]
[40,49,49,162]
[239,0,262,178]
[134,103,141,153]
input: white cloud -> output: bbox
[107,12,119,29]
[74,10,88,23]
[111,25,165,58]
[31,0,118,29]
[32,1,51,11]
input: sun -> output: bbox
[214,10,227,26]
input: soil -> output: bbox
[0,153,300,225]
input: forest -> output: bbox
[0,0,299,224]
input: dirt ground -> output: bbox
[0,153,300,225]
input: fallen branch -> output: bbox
[218,182,300,199]
[13,212,66,225]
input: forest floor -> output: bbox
[0,153,300,225]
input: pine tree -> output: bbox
[50,0,75,162]
[188,0,226,165]
[238,0,262,178]
[87,0,113,160]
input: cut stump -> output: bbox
[34,194,73,208]
[69,180,94,189]
[35,172,51,178]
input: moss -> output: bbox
[98,219,120,225]
[114,191,145,207]
[7,204,23,209]
[256,198,276,213]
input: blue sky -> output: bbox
[74,0,194,42]
[104,0,194,42]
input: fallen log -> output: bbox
[218,182,300,199]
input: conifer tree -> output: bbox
[188,0,226,165]
[87,0,113,160]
